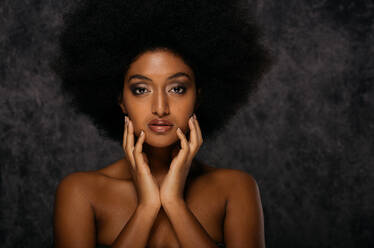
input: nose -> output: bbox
[151,90,170,117]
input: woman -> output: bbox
[53,0,271,247]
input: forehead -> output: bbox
[125,50,195,80]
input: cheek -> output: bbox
[174,107,194,132]
[125,103,147,132]
[175,97,195,123]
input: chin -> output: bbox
[144,134,179,148]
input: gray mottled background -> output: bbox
[1,0,373,247]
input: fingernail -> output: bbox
[140,130,144,136]
[193,113,197,119]
[125,116,128,124]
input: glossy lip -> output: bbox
[148,119,174,126]
[148,119,174,133]
[148,124,173,133]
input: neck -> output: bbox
[142,142,178,178]
[122,143,201,184]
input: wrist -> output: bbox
[138,202,161,212]
[162,198,185,209]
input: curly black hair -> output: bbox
[54,0,272,143]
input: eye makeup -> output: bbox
[169,85,187,94]
[129,81,190,96]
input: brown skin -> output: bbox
[53,50,265,248]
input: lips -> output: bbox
[148,119,173,126]
[148,119,174,133]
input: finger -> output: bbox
[123,117,134,170]
[193,114,203,146]
[122,116,128,150]
[134,130,149,172]
[188,116,199,149]
[126,119,136,167]
[176,128,189,159]
[127,120,135,148]
[142,152,149,164]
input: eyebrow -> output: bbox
[128,72,192,82]
[167,72,192,81]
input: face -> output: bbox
[119,49,197,148]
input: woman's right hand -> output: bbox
[123,116,161,209]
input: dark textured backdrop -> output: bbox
[1,0,373,247]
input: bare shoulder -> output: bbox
[203,164,258,185]
[96,158,132,180]
[56,170,106,198]
[223,168,258,187]
[54,173,101,247]
[200,164,260,197]
[57,157,130,190]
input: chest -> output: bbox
[94,180,226,247]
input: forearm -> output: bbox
[163,200,219,248]
[111,204,160,248]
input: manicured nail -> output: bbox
[193,113,197,119]
[140,130,144,136]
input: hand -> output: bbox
[123,116,161,208]
[160,114,203,205]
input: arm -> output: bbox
[163,200,220,248]
[53,173,161,248]
[111,204,160,248]
[53,173,96,248]
[223,171,265,248]
[162,171,265,248]
[159,117,220,248]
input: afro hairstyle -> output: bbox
[54,0,272,143]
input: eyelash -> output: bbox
[131,86,186,95]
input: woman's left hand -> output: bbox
[160,114,203,205]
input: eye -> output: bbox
[131,87,149,95]
[170,86,186,94]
